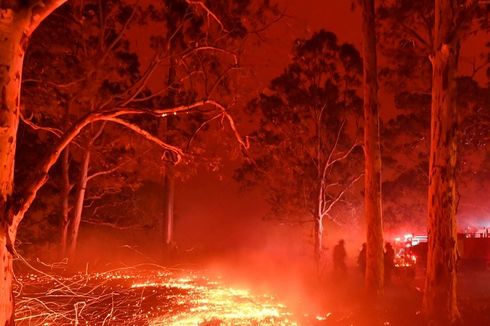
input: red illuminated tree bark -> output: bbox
[361,0,384,294]
[67,124,106,258]
[422,1,488,323]
[377,0,490,233]
[424,0,464,323]
[0,1,67,323]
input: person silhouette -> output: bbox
[384,242,395,284]
[333,239,347,275]
[358,243,367,275]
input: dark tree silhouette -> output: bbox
[236,30,363,265]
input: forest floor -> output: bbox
[12,258,490,325]
[310,267,490,326]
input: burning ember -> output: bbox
[14,266,298,325]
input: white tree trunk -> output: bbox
[60,147,70,257]
[164,166,175,245]
[0,12,28,324]
[0,2,67,322]
[67,147,91,258]
[314,214,323,266]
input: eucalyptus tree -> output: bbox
[378,0,489,322]
[360,0,384,294]
[236,30,363,266]
[0,0,270,322]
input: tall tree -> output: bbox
[236,30,363,266]
[0,0,258,320]
[377,0,490,233]
[425,0,461,322]
[361,0,384,294]
[0,1,68,323]
[423,0,488,322]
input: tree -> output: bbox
[425,1,490,321]
[377,0,489,321]
[0,0,257,321]
[360,0,384,294]
[144,0,279,253]
[424,0,462,320]
[21,0,146,258]
[0,1,68,323]
[236,30,363,266]
[19,0,276,260]
[377,0,490,234]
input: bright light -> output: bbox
[15,268,297,325]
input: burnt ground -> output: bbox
[12,257,490,326]
[306,267,490,326]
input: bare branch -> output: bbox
[185,0,229,32]
[23,77,85,90]
[222,111,250,152]
[99,1,140,64]
[186,113,222,150]
[13,99,240,227]
[181,46,239,66]
[81,219,145,230]
[104,117,185,161]
[20,112,63,138]
[87,161,126,182]
[328,140,360,169]
[322,121,346,180]
[321,173,363,217]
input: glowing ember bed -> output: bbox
[15,267,298,325]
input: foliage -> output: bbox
[236,30,363,226]
[377,0,490,229]
[17,0,279,248]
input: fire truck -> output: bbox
[393,228,490,272]
[393,234,427,276]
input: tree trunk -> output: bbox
[361,0,384,295]
[423,0,461,323]
[0,3,67,321]
[0,227,15,325]
[67,146,91,258]
[60,146,70,257]
[161,10,179,250]
[314,214,323,267]
[158,117,176,249]
[0,13,29,324]
[314,184,324,268]
[163,165,175,245]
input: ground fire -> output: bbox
[0,0,488,325]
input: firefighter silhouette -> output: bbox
[358,242,367,275]
[333,239,347,275]
[384,242,395,284]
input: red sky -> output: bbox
[244,0,361,87]
[175,0,489,252]
[175,1,365,253]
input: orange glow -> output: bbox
[15,267,297,325]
